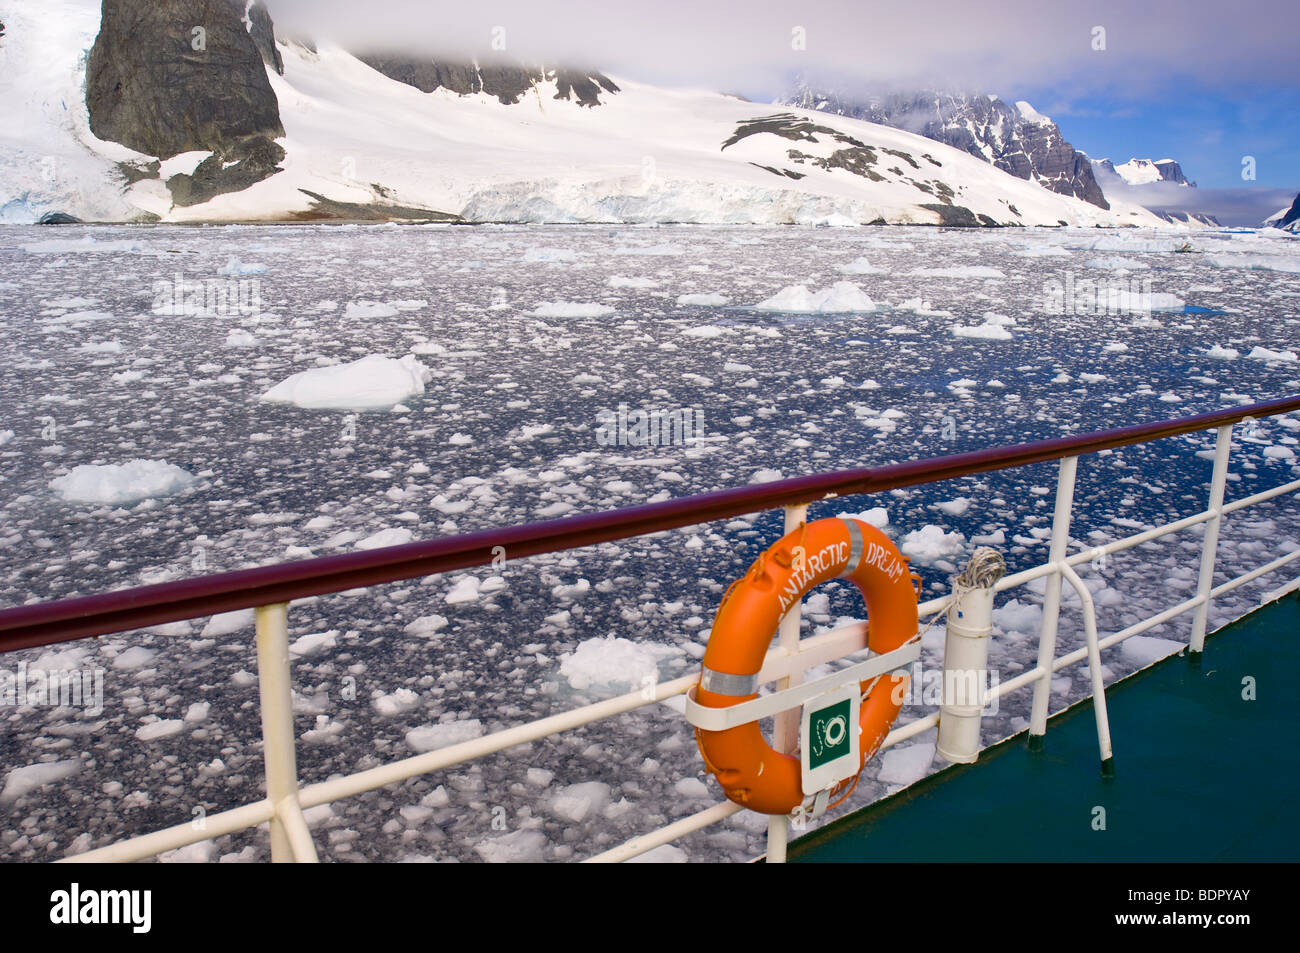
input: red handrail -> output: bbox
[2,395,1298,653]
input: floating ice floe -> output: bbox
[613,243,685,256]
[1086,256,1151,270]
[217,258,267,276]
[951,315,1013,340]
[528,302,616,318]
[344,301,400,319]
[202,609,255,637]
[406,719,484,753]
[1087,235,1187,254]
[404,614,449,636]
[1120,635,1184,666]
[754,281,875,313]
[289,630,339,658]
[136,720,186,742]
[1246,346,1297,363]
[49,460,196,506]
[42,309,115,325]
[878,743,936,785]
[558,635,683,691]
[475,829,548,863]
[680,325,732,338]
[356,527,415,550]
[838,507,889,528]
[910,265,1005,279]
[676,292,730,306]
[225,329,257,347]
[1,761,81,804]
[1207,254,1300,273]
[547,781,611,822]
[523,247,577,262]
[260,354,431,410]
[608,276,658,288]
[22,236,146,254]
[893,297,953,317]
[901,524,966,563]
[835,256,884,274]
[1011,244,1070,258]
[993,598,1042,634]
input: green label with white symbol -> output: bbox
[808,699,852,769]
[800,683,861,796]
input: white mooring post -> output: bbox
[255,602,307,863]
[767,502,808,865]
[937,549,1004,764]
[1189,424,1234,662]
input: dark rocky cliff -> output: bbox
[1275,192,1300,231]
[86,0,284,160]
[784,85,1109,210]
[248,2,284,75]
[358,55,619,107]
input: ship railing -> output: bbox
[0,395,1297,864]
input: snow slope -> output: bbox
[0,0,142,223]
[1,1,1170,228]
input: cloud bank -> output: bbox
[268,0,1300,98]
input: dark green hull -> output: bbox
[790,590,1300,862]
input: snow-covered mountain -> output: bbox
[1264,192,1300,232]
[1095,157,1195,187]
[0,0,1171,228]
[780,84,1110,210]
[1090,156,1218,226]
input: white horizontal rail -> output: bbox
[1222,476,1300,514]
[61,800,275,864]
[583,802,744,863]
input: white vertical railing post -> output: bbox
[1189,425,1234,662]
[1028,456,1079,750]
[255,602,308,862]
[1059,565,1115,775]
[766,502,808,864]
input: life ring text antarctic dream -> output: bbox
[692,517,920,815]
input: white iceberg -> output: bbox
[754,281,875,313]
[50,460,196,506]
[260,354,431,410]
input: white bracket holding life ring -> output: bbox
[683,638,921,733]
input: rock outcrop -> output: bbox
[167,135,286,206]
[358,55,619,107]
[784,85,1109,210]
[247,2,284,75]
[86,0,284,159]
[1267,192,1300,232]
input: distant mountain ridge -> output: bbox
[1,0,1173,227]
[356,56,620,107]
[1089,155,1218,226]
[780,83,1109,209]
[1095,157,1195,188]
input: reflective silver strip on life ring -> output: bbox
[837,517,865,578]
[700,667,758,697]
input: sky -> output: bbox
[271,0,1298,219]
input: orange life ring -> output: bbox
[693,517,920,815]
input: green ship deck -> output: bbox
[789,591,1300,863]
